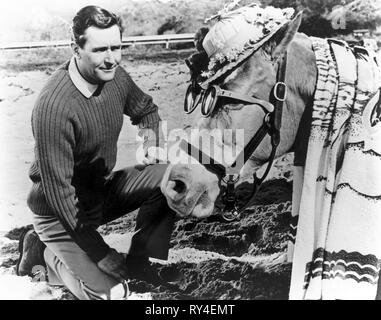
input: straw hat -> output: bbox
[199,3,294,87]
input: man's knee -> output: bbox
[109,164,168,195]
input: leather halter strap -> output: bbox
[219,51,288,220]
[208,86,275,113]
[179,139,227,180]
[229,50,288,173]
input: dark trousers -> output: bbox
[101,164,176,259]
[33,164,176,300]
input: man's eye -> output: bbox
[93,48,107,53]
[93,46,121,53]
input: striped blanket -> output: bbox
[288,37,381,300]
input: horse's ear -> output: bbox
[265,11,303,60]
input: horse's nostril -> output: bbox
[173,180,187,194]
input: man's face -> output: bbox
[75,25,122,84]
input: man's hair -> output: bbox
[71,6,124,48]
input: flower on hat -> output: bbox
[225,46,241,62]
[207,58,217,72]
[283,8,294,19]
[203,45,245,79]
[264,6,285,21]
[215,52,226,63]
[201,70,214,78]
[264,20,281,33]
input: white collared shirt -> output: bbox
[68,57,98,98]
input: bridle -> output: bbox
[182,49,288,221]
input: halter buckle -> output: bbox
[222,173,240,184]
[273,82,287,102]
[221,209,240,222]
[219,174,240,221]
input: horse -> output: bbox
[159,8,381,299]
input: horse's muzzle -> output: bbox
[160,164,220,218]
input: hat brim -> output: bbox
[199,23,285,89]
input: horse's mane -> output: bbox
[286,33,317,100]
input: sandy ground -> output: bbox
[0,52,294,300]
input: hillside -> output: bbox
[2,0,378,44]
[0,0,227,43]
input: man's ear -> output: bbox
[71,42,80,59]
[265,11,303,60]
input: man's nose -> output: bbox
[104,49,115,64]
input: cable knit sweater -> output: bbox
[27,61,161,262]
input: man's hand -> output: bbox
[142,146,167,165]
[97,248,128,281]
[138,121,167,166]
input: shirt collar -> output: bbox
[68,57,98,98]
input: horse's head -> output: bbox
[162,9,316,219]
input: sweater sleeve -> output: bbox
[32,97,110,263]
[120,70,164,150]
[122,71,161,128]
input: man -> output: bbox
[16,5,176,300]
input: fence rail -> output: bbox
[0,33,196,51]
